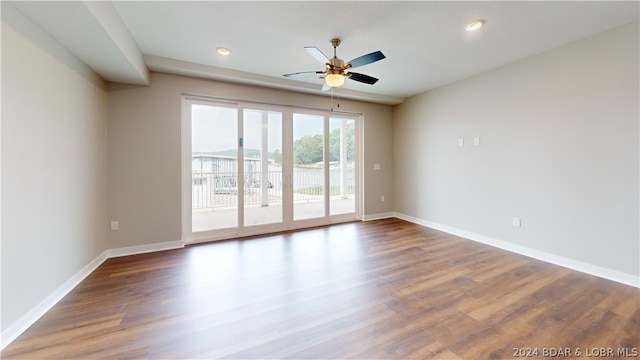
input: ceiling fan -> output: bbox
[283,38,385,90]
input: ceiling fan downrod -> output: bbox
[328,38,344,70]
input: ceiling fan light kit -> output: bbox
[325,73,345,87]
[284,38,385,89]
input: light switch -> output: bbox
[474,137,481,146]
[458,139,464,147]
[373,163,381,170]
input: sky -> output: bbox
[191,104,348,154]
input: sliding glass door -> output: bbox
[183,97,360,243]
[329,116,356,216]
[292,112,326,221]
[242,109,283,227]
[190,102,238,233]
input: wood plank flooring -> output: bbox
[3,219,638,359]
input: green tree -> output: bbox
[272,149,282,164]
[329,122,355,162]
[294,135,323,164]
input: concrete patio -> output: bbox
[192,197,356,232]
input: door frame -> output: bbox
[182,95,362,244]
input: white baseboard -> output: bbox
[1,239,185,351]
[1,250,109,350]
[106,240,185,258]
[394,212,640,289]
[362,212,395,221]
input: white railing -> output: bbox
[192,168,353,210]
[192,171,237,209]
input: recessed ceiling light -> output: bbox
[465,19,486,32]
[217,47,231,56]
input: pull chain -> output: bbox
[331,88,334,111]
[330,87,341,112]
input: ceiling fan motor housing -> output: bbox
[329,58,344,69]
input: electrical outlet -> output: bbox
[110,221,119,231]
[381,195,385,202]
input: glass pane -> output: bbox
[243,109,283,226]
[191,104,238,232]
[329,117,356,215]
[293,113,325,220]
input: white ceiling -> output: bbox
[7,1,639,105]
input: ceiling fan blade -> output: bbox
[346,50,385,69]
[305,46,330,64]
[283,71,324,77]
[347,72,379,85]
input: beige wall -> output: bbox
[107,72,394,248]
[3,1,635,347]
[393,22,639,278]
[1,5,108,332]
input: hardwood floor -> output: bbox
[2,219,638,359]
